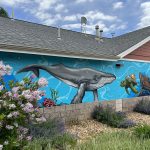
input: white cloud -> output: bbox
[34,0,58,11]
[62,22,110,34]
[0,0,30,6]
[63,10,117,24]
[62,23,81,29]
[79,10,117,22]
[64,15,77,21]
[113,2,124,9]
[55,4,68,13]
[0,0,128,36]
[75,0,94,4]
[109,23,127,31]
[138,1,150,28]
[61,10,119,34]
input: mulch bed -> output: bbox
[66,112,150,142]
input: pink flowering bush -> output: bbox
[0,61,48,150]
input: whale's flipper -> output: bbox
[93,90,99,102]
[71,83,86,104]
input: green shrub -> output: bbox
[28,119,65,139]
[134,99,150,114]
[92,105,135,128]
[25,133,77,150]
[118,119,136,128]
[27,119,77,150]
[0,61,47,150]
[134,124,150,139]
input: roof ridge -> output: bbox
[114,26,150,39]
[0,16,99,37]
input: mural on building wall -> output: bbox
[120,73,150,97]
[17,64,116,104]
[1,51,150,107]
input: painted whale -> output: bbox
[17,64,116,104]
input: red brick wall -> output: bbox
[124,41,150,61]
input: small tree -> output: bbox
[0,61,48,149]
[0,7,9,18]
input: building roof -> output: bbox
[0,17,149,61]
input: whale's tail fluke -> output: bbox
[17,65,48,77]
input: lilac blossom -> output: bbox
[0,85,3,91]
[26,136,32,141]
[0,61,47,148]
[7,113,13,119]
[12,111,19,118]
[6,125,14,130]
[12,87,20,93]
[5,65,12,75]
[9,104,16,109]
[38,77,48,87]
[3,141,9,145]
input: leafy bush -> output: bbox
[28,119,65,139]
[118,119,136,128]
[92,105,135,128]
[134,124,150,139]
[0,61,47,149]
[28,118,77,149]
[134,99,150,114]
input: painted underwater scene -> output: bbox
[1,52,150,107]
[0,74,59,108]
[120,73,150,98]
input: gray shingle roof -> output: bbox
[0,17,149,60]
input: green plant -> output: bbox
[134,99,150,115]
[23,138,51,150]
[118,119,136,128]
[51,133,77,149]
[28,119,65,139]
[25,133,77,150]
[0,61,47,149]
[75,131,150,150]
[92,105,135,128]
[92,105,134,128]
[50,88,59,103]
[134,124,150,139]
[0,7,9,18]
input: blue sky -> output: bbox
[0,0,150,37]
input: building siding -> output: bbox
[124,41,150,61]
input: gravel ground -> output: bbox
[127,112,150,125]
[66,112,150,142]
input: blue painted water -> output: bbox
[0,51,150,104]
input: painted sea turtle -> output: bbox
[120,74,139,94]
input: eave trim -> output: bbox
[0,45,120,61]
